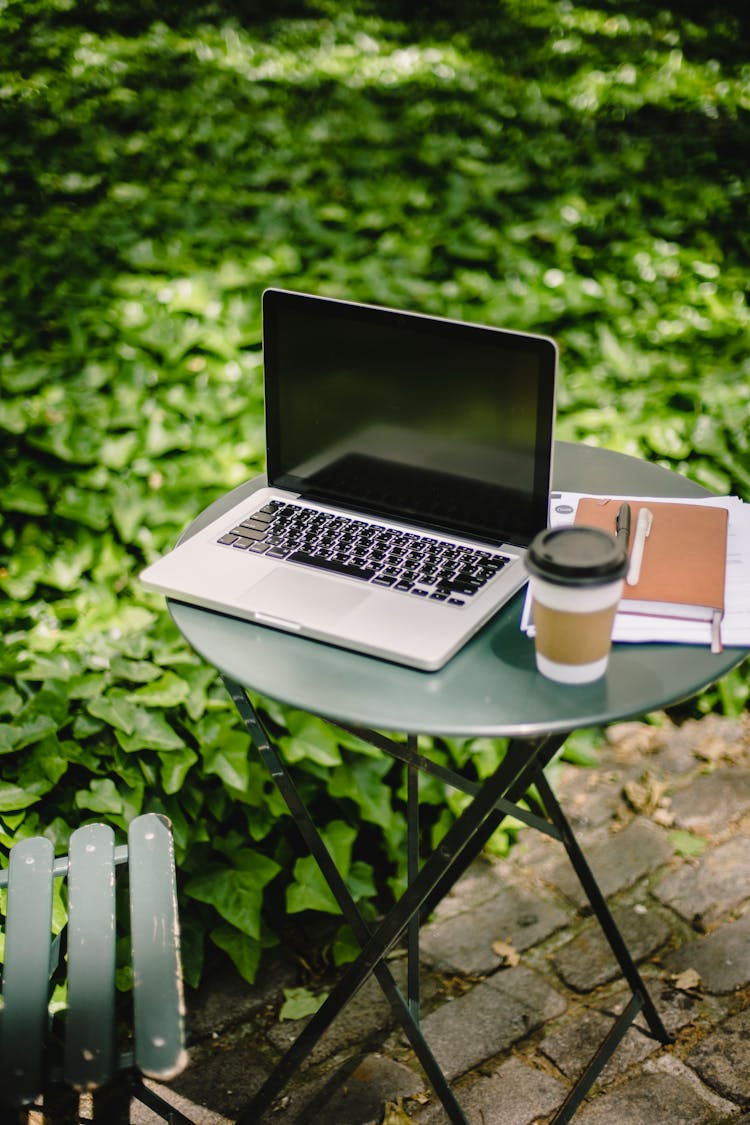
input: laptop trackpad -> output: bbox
[244,569,368,627]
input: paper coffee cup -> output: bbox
[525,526,628,684]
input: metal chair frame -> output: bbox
[0,812,192,1124]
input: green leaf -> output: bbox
[0,783,43,812]
[561,728,603,768]
[279,986,328,1021]
[46,541,95,590]
[669,829,709,858]
[331,924,361,967]
[200,731,253,791]
[462,737,507,780]
[126,671,191,708]
[180,664,220,721]
[109,658,163,683]
[87,692,141,734]
[328,759,393,828]
[286,857,341,915]
[178,914,206,991]
[159,747,198,794]
[86,777,144,823]
[280,715,343,767]
[0,725,22,754]
[0,687,23,717]
[286,820,357,915]
[115,709,186,752]
[2,483,47,515]
[17,738,68,794]
[17,653,83,682]
[347,859,376,901]
[210,925,263,985]
[186,861,280,939]
[0,714,59,753]
[75,778,123,815]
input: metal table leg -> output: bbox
[225,679,472,1124]
[225,678,554,1123]
[531,767,671,1124]
[406,744,420,1024]
[223,677,668,1124]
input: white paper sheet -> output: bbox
[520,492,750,648]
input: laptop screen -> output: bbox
[262,290,557,547]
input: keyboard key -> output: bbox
[287,551,376,581]
[216,500,509,603]
[231,526,265,540]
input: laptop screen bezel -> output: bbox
[261,288,557,548]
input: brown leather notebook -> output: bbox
[575,498,728,638]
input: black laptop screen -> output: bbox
[262,290,557,547]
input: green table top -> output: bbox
[169,442,747,739]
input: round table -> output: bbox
[170,441,747,739]
[168,441,748,1124]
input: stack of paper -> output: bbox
[521,492,750,649]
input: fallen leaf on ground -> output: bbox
[492,939,521,966]
[672,968,702,992]
[382,1098,415,1123]
[695,735,742,765]
[623,770,670,816]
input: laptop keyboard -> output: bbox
[217,501,511,607]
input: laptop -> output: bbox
[140,289,558,670]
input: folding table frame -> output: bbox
[224,676,670,1125]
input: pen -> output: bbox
[627,507,653,586]
[615,503,631,549]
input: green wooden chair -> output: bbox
[0,812,193,1123]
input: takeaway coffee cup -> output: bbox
[525,526,629,684]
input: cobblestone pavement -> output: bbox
[142,712,750,1125]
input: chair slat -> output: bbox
[0,836,55,1106]
[64,823,117,1090]
[128,814,187,1080]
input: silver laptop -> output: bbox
[140,289,557,670]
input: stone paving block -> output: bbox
[576,1054,739,1124]
[411,1055,566,1125]
[553,765,626,831]
[602,719,671,765]
[664,912,750,995]
[420,882,568,976]
[539,1007,659,1086]
[307,1053,426,1125]
[133,1085,232,1125]
[186,953,297,1042]
[652,835,750,927]
[266,956,439,1065]
[664,714,749,764]
[686,1007,750,1105]
[538,817,673,909]
[669,770,750,836]
[429,856,509,920]
[165,1036,270,1124]
[604,977,704,1037]
[553,903,671,992]
[419,966,566,1082]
